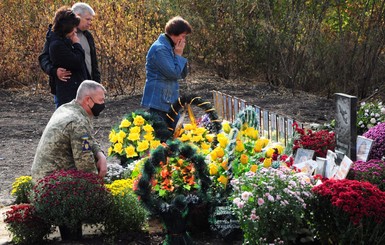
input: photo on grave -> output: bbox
[293,159,318,175]
[294,148,315,165]
[333,155,353,180]
[325,150,339,178]
[334,149,345,165]
[356,136,373,162]
[315,157,327,176]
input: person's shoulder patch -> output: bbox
[81,134,91,152]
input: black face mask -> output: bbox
[89,97,105,117]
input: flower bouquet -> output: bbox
[309,179,385,244]
[230,167,314,244]
[134,140,211,245]
[108,110,172,166]
[29,169,112,240]
[3,203,52,244]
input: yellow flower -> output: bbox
[215,147,225,158]
[235,140,245,152]
[11,176,32,195]
[201,142,211,150]
[205,134,214,143]
[195,127,206,135]
[180,133,191,142]
[119,119,131,128]
[209,163,218,175]
[250,164,258,172]
[260,137,269,147]
[144,132,154,141]
[217,133,229,148]
[211,151,218,161]
[254,141,263,153]
[150,140,161,149]
[108,146,113,156]
[263,158,272,168]
[245,127,258,139]
[109,130,118,143]
[217,175,228,186]
[129,126,141,134]
[136,140,149,152]
[128,132,140,141]
[114,143,123,154]
[143,124,154,132]
[266,148,276,158]
[133,115,145,126]
[192,134,204,143]
[240,154,248,164]
[105,179,134,196]
[222,121,231,133]
[273,144,284,155]
[125,145,138,158]
[117,130,126,143]
[184,123,195,131]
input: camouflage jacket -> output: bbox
[31,100,101,180]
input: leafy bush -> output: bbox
[230,167,314,244]
[103,178,148,235]
[29,169,112,229]
[3,203,52,244]
[347,159,385,191]
[309,179,385,244]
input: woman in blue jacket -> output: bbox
[49,6,88,107]
[141,16,192,128]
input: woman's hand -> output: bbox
[174,39,186,56]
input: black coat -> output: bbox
[38,25,101,95]
[49,32,88,107]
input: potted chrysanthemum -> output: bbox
[29,169,112,241]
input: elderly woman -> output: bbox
[141,16,192,128]
[49,6,88,107]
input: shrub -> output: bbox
[230,167,314,244]
[309,179,385,244]
[29,169,112,229]
[347,159,385,191]
[363,122,385,160]
[3,203,52,244]
[11,176,33,204]
[357,101,385,135]
[103,178,148,235]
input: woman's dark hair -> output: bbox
[52,6,80,37]
[165,16,192,36]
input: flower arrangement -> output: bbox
[29,169,112,230]
[292,121,336,158]
[3,203,52,244]
[230,167,314,244]
[347,159,385,191]
[103,178,148,236]
[135,140,211,244]
[177,122,216,155]
[363,122,385,160]
[309,179,385,244]
[11,176,33,204]
[108,110,172,166]
[357,101,385,135]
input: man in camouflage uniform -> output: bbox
[31,80,107,181]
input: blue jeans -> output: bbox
[53,95,59,109]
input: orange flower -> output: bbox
[161,168,170,178]
[221,160,228,170]
[250,164,258,172]
[240,154,248,165]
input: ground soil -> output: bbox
[0,69,334,244]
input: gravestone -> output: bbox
[335,93,357,161]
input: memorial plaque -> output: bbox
[335,93,357,160]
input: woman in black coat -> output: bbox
[49,6,88,107]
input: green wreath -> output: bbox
[135,140,211,244]
[165,95,222,136]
